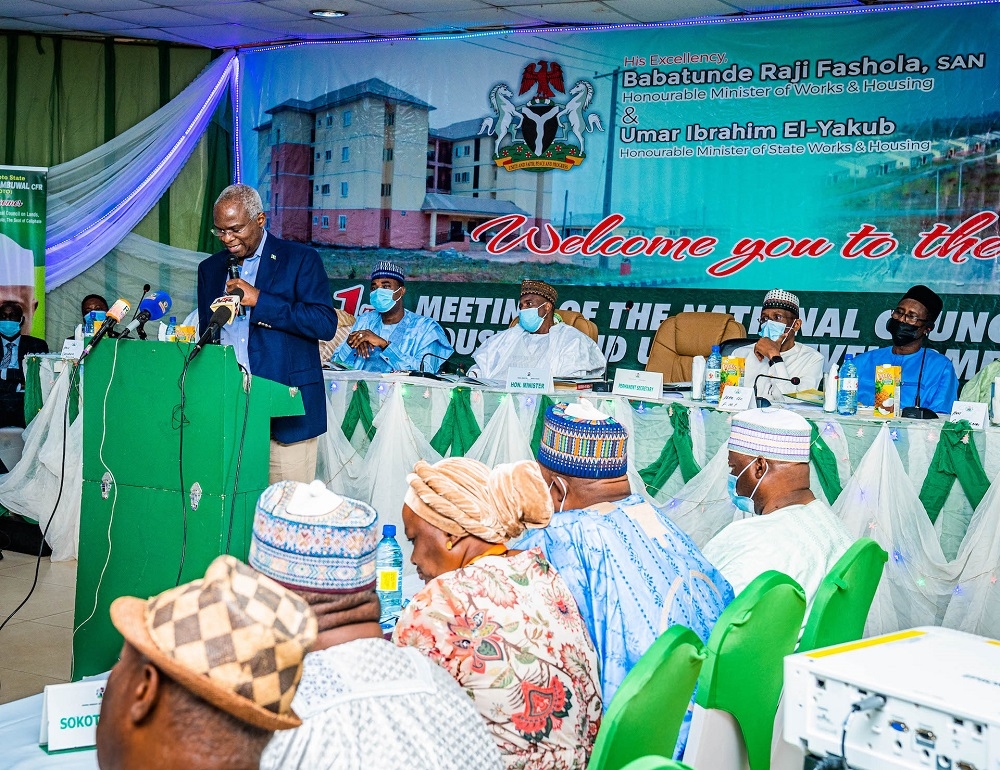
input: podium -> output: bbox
[73,340,304,677]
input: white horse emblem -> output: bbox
[479,84,521,147]
[558,81,604,154]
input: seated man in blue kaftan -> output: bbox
[514,401,733,755]
[854,284,958,415]
[335,261,453,373]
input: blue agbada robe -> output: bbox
[334,309,454,373]
[853,345,958,414]
[514,493,733,755]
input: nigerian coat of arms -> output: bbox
[479,60,605,172]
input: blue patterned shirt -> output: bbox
[514,493,733,755]
[334,309,453,373]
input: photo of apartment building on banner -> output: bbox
[255,78,552,254]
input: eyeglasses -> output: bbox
[891,307,927,325]
[211,221,253,238]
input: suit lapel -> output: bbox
[253,231,280,296]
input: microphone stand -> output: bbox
[900,347,937,420]
[753,373,801,408]
[407,352,450,381]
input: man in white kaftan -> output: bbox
[261,638,501,770]
[470,279,606,380]
[731,289,823,404]
[703,407,854,608]
[250,480,501,770]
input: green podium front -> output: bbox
[73,340,303,677]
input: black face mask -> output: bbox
[887,317,923,346]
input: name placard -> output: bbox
[949,400,988,430]
[717,386,756,412]
[612,368,663,399]
[506,367,553,394]
[39,678,107,753]
[60,339,83,360]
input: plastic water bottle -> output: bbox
[165,316,177,342]
[376,524,403,633]
[838,354,859,415]
[705,345,722,404]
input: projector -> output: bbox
[783,626,1000,770]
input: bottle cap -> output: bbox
[711,345,720,352]
[382,524,396,537]
[169,316,176,324]
[845,353,854,360]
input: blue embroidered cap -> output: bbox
[249,480,379,592]
[370,260,405,284]
[537,402,628,479]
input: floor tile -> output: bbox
[0,576,76,625]
[0,666,65,705]
[0,550,38,568]
[0,621,72,679]
[0,558,77,588]
[32,611,74,629]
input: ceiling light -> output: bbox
[310,9,348,17]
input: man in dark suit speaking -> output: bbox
[197,184,337,483]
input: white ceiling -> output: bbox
[0,0,943,48]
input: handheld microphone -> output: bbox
[901,347,937,420]
[187,298,240,363]
[118,291,172,340]
[226,256,246,317]
[753,373,800,408]
[80,298,131,360]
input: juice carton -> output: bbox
[175,325,197,343]
[874,364,901,418]
[720,356,745,396]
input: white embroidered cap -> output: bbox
[729,407,811,463]
[0,234,35,286]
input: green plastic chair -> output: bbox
[686,570,806,770]
[588,625,706,770]
[619,758,697,770]
[797,538,888,653]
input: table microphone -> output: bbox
[80,298,131,360]
[753,373,800,408]
[901,347,937,420]
[187,298,239,363]
[408,352,450,381]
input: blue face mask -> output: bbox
[0,320,22,339]
[727,461,768,516]
[759,319,790,342]
[371,287,400,314]
[518,305,547,333]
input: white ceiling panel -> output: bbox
[604,0,743,22]
[42,0,155,11]
[0,0,953,48]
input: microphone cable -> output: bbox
[0,360,82,635]
[225,367,252,555]
[174,354,192,586]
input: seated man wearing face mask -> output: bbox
[731,289,823,404]
[335,261,453,373]
[0,300,48,429]
[703,407,854,607]
[515,402,732,755]
[469,279,606,381]
[853,284,957,414]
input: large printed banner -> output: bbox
[0,165,46,337]
[241,4,1000,376]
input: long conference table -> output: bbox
[5,357,1000,640]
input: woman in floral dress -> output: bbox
[393,458,602,770]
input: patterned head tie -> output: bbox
[537,401,628,480]
[762,289,800,316]
[728,407,811,463]
[249,480,379,593]
[370,260,405,284]
[109,555,317,731]
[520,279,557,306]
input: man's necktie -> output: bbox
[0,342,13,370]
